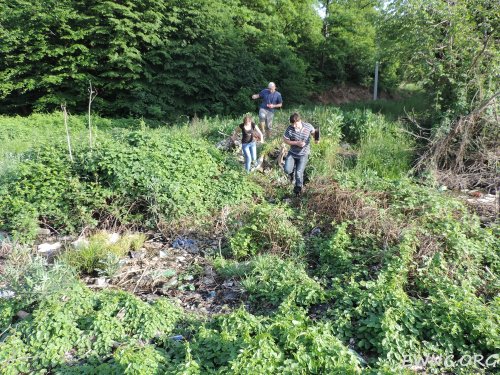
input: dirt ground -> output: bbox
[80,235,247,316]
[312,84,397,105]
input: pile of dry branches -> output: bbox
[305,177,401,244]
[414,93,499,191]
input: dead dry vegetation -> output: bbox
[414,93,499,192]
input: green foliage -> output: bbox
[314,222,353,276]
[0,144,110,241]
[113,343,169,374]
[242,255,324,307]
[0,246,78,306]
[164,305,362,374]
[77,131,256,223]
[0,283,182,373]
[355,117,414,179]
[1,100,499,374]
[314,178,500,371]
[0,0,324,118]
[212,256,253,279]
[341,108,378,144]
[0,124,258,242]
[320,1,378,85]
[60,232,145,275]
[0,333,31,374]
[228,203,304,259]
[381,0,499,118]
[0,299,17,332]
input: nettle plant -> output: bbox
[0,131,258,242]
[228,203,304,259]
[312,180,500,371]
[0,283,182,373]
[241,255,325,308]
[162,304,363,374]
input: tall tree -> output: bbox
[0,0,92,113]
[381,0,499,115]
[318,0,379,85]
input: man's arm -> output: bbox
[271,93,283,108]
[283,137,305,147]
[251,89,263,100]
[283,126,303,146]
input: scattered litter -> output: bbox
[222,291,239,302]
[95,277,107,287]
[0,290,15,299]
[72,237,89,249]
[202,276,216,286]
[16,311,30,320]
[170,335,184,341]
[0,231,10,242]
[38,242,62,253]
[37,228,51,236]
[145,241,163,250]
[310,227,321,236]
[71,234,242,316]
[475,194,496,204]
[172,237,199,254]
[207,291,216,299]
[130,251,145,259]
[468,190,482,197]
[107,232,120,244]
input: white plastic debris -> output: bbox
[71,237,89,249]
[107,232,120,244]
[38,242,62,253]
[0,290,15,299]
[37,228,51,236]
[95,277,107,287]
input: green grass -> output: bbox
[339,86,429,121]
[354,117,415,179]
[59,231,146,275]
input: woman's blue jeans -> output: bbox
[242,141,257,172]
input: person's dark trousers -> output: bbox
[284,152,309,188]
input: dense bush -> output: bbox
[0,282,182,374]
[241,255,324,307]
[0,0,324,118]
[163,305,362,374]
[355,117,414,179]
[0,130,258,241]
[1,102,498,374]
[341,108,377,144]
[228,203,304,259]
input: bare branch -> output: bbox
[88,81,98,149]
[61,104,73,162]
